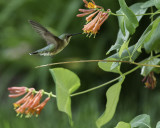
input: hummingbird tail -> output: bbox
[29,51,38,55]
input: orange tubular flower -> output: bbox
[34,97,50,115]
[142,72,157,89]
[86,10,99,22]
[83,10,110,36]
[13,90,34,109]
[77,9,95,17]
[8,87,50,117]
[77,0,110,37]
[8,87,27,98]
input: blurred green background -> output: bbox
[0,0,160,127]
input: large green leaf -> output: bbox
[156,121,160,128]
[132,17,160,56]
[108,3,147,55]
[50,68,80,126]
[130,114,151,128]
[115,121,131,128]
[141,57,160,76]
[124,15,135,34]
[117,10,126,36]
[119,0,138,28]
[154,0,160,9]
[141,0,154,8]
[96,76,125,128]
[144,22,160,53]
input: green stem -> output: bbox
[34,90,56,98]
[71,76,121,97]
[37,54,160,98]
[43,91,56,98]
[71,65,140,97]
[109,11,160,17]
[35,59,160,68]
[151,7,153,22]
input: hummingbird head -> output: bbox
[59,33,82,42]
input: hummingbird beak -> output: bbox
[67,32,82,37]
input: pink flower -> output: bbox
[8,87,27,98]
[77,0,110,36]
[77,9,95,17]
[8,87,50,117]
[83,10,110,36]
[34,97,50,115]
[86,10,99,22]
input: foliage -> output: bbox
[1,0,160,127]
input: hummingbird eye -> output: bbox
[66,35,70,38]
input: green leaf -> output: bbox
[132,17,160,56]
[141,0,154,8]
[130,114,151,128]
[115,121,131,128]
[119,0,138,28]
[156,121,160,128]
[154,0,160,9]
[104,45,140,71]
[108,3,147,55]
[98,58,121,74]
[119,39,130,57]
[50,68,80,126]
[124,15,135,34]
[141,57,160,76]
[110,45,140,61]
[144,21,160,53]
[117,10,126,36]
[96,76,125,128]
[111,62,120,71]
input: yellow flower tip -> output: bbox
[83,30,97,38]
[13,103,20,109]
[87,2,97,9]
[20,114,23,118]
[86,19,91,22]
[25,113,32,118]
[16,113,20,117]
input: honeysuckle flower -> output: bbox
[34,97,50,115]
[77,0,110,37]
[77,9,95,17]
[8,87,50,117]
[13,90,34,109]
[8,87,27,98]
[83,0,103,9]
[86,10,99,22]
[142,72,157,89]
[83,10,110,36]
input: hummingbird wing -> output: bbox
[29,20,62,45]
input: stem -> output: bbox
[71,76,121,97]
[151,7,153,22]
[43,91,56,98]
[37,54,160,98]
[109,11,160,17]
[35,59,160,68]
[71,65,140,97]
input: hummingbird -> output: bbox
[28,20,81,56]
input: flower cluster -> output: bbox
[8,87,50,117]
[142,72,157,89]
[77,0,110,37]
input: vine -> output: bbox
[8,0,160,127]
